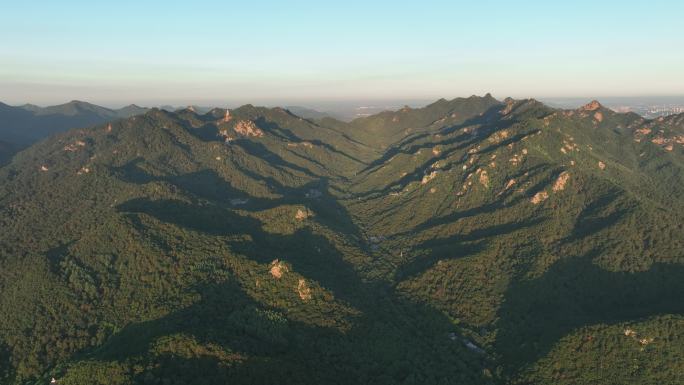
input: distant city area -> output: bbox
[616,104,684,118]
[541,96,684,119]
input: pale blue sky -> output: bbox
[1,0,683,106]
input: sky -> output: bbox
[1,0,683,107]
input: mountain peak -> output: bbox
[66,100,92,107]
[581,100,603,111]
[20,103,43,113]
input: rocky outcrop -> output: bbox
[478,170,489,188]
[552,171,570,192]
[77,166,90,175]
[504,179,516,190]
[530,191,549,204]
[233,120,264,137]
[295,209,310,220]
[421,171,438,184]
[269,259,288,279]
[488,130,510,144]
[582,100,602,111]
[64,140,87,152]
[297,279,312,300]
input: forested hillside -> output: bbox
[0,141,16,166]
[0,96,682,385]
[0,101,148,164]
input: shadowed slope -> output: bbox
[1,95,683,385]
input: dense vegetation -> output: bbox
[0,141,16,166]
[0,96,682,384]
[0,101,148,164]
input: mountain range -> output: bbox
[0,101,148,164]
[0,94,683,385]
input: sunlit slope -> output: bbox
[344,98,684,384]
[0,96,682,385]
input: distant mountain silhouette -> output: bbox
[0,100,149,164]
[285,106,344,121]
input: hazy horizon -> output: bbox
[6,95,684,116]
[2,0,683,106]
